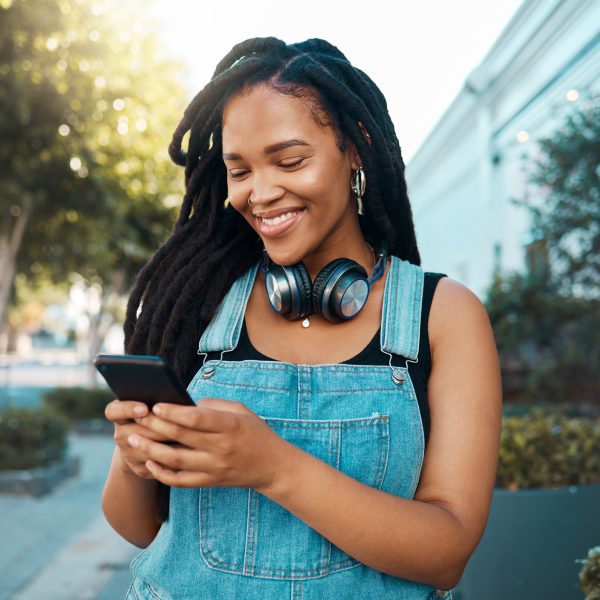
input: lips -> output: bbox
[255,208,306,237]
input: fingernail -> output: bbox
[152,405,161,415]
[133,405,147,416]
[128,435,140,448]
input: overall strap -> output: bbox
[380,255,425,362]
[198,262,260,354]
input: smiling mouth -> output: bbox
[256,208,306,236]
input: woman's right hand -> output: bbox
[105,400,171,479]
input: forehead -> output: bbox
[221,85,330,149]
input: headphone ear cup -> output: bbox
[312,259,348,317]
[265,262,313,320]
[312,259,369,321]
[291,262,313,319]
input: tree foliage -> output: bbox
[486,266,599,404]
[486,97,600,405]
[520,98,600,297]
[0,0,186,335]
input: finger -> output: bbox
[197,398,253,415]
[128,435,212,472]
[152,402,241,432]
[132,413,209,447]
[114,423,170,445]
[131,423,172,443]
[105,400,149,424]
[145,460,216,488]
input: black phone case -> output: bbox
[94,354,195,407]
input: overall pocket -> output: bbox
[198,414,389,580]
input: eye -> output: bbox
[279,158,304,169]
[229,169,249,180]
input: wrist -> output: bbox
[256,440,303,502]
[115,447,141,477]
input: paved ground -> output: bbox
[0,433,138,600]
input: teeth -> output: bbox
[261,211,299,226]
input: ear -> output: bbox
[347,141,362,170]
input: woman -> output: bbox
[102,37,502,600]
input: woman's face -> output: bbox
[222,84,361,267]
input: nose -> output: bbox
[249,173,285,207]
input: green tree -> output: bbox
[519,98,599,298]
[0,0,186,360]
[485,266,599,405]
[486,98,600,406]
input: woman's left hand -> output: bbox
[127,398,292,492]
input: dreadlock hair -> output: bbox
[124,36,421,386]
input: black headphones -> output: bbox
[261,241,388,323]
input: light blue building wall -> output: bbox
[406,0,600,298]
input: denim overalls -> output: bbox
[127,255,452,600]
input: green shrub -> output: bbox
[577,546,600,599]
[0,407,70,470]
[43,386,114,421]
[497,407,600,489]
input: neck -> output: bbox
[302,219,373,280]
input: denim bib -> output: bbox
[128,255,452,600]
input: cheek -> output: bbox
[293,164,347,201]
[227,185,257,229]
[227,182,249,212]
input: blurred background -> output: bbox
[0,0,598,598]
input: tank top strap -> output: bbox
[380,255,425,362]
[198,261,260,354]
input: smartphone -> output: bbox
[94,354,195,407]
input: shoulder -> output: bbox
[427,277,493,354]
[392,259,492,348]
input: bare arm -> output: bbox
[257,278,502,589]
[101,400,163,548]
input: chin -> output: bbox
[263,241,308,266]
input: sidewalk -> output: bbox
[0,433,137,600]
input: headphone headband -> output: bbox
[367,241,388,285]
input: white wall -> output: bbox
[406,0,600,298]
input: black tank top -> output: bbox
[200,272,447,450]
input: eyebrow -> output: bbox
[223,139,310,161]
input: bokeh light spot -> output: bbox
[46,37,59,51]
[566,89,579,102]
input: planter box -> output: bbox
[453,483,600,600]
[0,455,80,497]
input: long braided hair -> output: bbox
[124,37,421,386]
